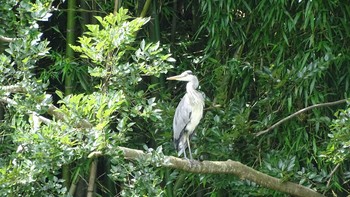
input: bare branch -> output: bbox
[0,35,17,42]
[47,104,93,128]
[1,97,52,126]
[116,147,325,197]
[0,85,26,93]
[256,99,348,136]
[0,97,92,128]
[324,163,340,195]
[0,97,18,105]
[87,158,98,197]
[33,112,52,125]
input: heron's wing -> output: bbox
[173,94,192,142]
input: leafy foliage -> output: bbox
[70,8,174,91]
[323,105,350,164]
[182,0,350,195]
[0,4,173,196]
[109,146,165,196]
[67,9,174,196]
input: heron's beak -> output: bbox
[166,75,181,80]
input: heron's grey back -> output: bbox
[173,94,192,143]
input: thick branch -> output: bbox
[256,99,348,136]
[118,147,324,197]
[87,158,98,197]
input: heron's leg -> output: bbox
[183,147,187,159]
[187,136,193,160]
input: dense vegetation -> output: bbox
[0,0,350,196]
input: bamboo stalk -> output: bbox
[65,0,76,95]
[140,0,152,17]
[64,0,77,190]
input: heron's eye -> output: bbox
[186,71,192,75]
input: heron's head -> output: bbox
[166,70,196,82]
[167,70,200,90]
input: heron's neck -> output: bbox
[186,81,203,105]
[186,77,199,92]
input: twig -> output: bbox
[255,99,348,136]
[323,163,340,195]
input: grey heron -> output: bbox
[167,70,204,160]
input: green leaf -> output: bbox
[55,90,64,99]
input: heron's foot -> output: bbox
[187,159,200,168]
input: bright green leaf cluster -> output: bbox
[322,105,350,164]
[70,8,173,91]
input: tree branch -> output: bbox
[0,35,17,42]
[0,85,26,93]
[87,158,98,197]
[0,97,18,105]
[256,99,348,136]
[0,96,93,128]
[324,163,340,195]
[116,147,325,197]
